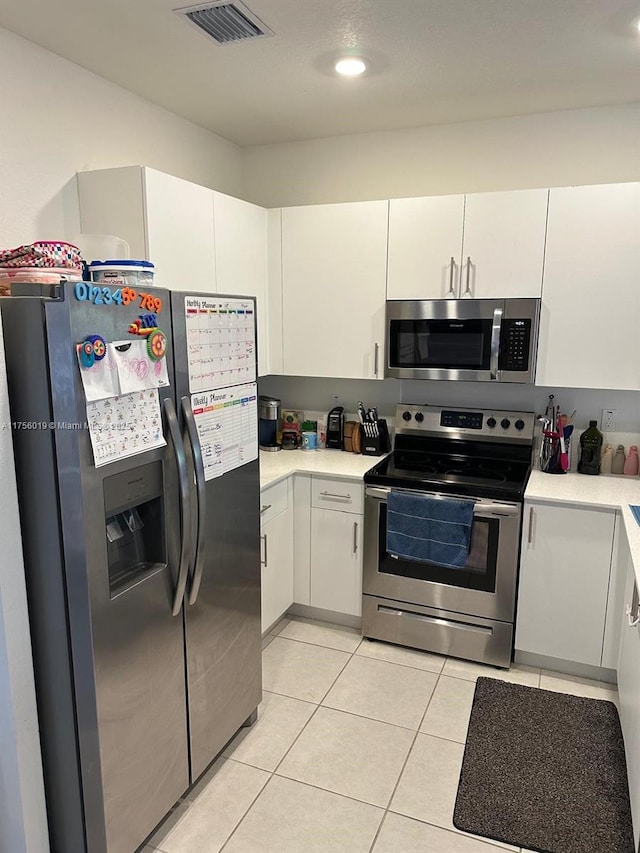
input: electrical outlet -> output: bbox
[601,409,616,431]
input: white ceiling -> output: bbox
[1,0,639,146]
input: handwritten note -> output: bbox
[111,340,169,394]
[77,346,120,402]
[77,340,170,401]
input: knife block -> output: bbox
[362,419,391,456]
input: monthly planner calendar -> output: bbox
[191,383,258,481]
[185,296,256,393]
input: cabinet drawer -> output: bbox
[260,479,289,526]
[311,477,363,514]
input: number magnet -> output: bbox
[147,330,167,361]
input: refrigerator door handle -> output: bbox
[164,397,192,616]
[181,396,207,606]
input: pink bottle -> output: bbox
[624,446,639,476]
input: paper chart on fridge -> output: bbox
[86,389,166,468]
[185,296,256,393]
[191,384,258,481]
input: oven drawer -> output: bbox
[311,477,363,514]
[362,594,513,668]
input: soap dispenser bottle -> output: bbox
[624,446,639,476]
[600,444,613,475]
[611,445,626,475]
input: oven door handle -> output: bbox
[366,486,520,517]
[490,307,503,381]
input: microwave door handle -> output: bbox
[163,397,191,616]
[490,307,503,381]
[181,396,207,606]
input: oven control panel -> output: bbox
[396,404,535,442]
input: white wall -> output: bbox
[243,104,640,207]
[0,27,243,248]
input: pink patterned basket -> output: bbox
[0,241,83,271]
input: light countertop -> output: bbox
[259,448,384,489]
[525,470,640,510]
[526,469,640,589]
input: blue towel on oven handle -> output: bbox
[386,491,474,569]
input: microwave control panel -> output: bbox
[499,318,531,372]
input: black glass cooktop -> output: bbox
[365,438,532,501]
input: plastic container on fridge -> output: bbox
[0,266,83,295]
[88,260,155,288]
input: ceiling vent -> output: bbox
[175,1,274,45]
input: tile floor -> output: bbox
[144,616,618,853]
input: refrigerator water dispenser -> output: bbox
[104,461,166,596]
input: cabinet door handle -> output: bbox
[527,507,535,545]
[320,491,351,500]
[627,583,640,627]
[461,256,473,298]
[374,342,379,377]
[260,534,268,567]
[446,256,457,297]
[260,504,272,515]
[353,521,359,554]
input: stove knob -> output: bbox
[515,418,525,431]
[486,417,496,428]
[402,411,412,421]
[501,418,511,430]
[414,412,424,423]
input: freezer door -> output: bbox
[171,290,262,781]
[30,283,188,853]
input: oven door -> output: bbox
[385,298,503,381]
[363,486,521,623]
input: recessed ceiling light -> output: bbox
[636,17,640,31]
[335,58,367,77]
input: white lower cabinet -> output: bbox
[617,534,640,846]
[260,480,294,633]
[515,501,616,667]
[310,507,363,617]
[290,474,364,618]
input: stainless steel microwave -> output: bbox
[385,298,540,383]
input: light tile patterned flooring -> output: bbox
[144,616,618,853]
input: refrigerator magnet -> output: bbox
[85,334,107,361]
[147,330,167,361]
[79,339,96,368]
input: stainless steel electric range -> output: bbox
[362,404,535,668]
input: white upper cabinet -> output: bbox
[78,166,274,375]
[461,189,548,299]
[387,189,548,300]
[144,169,216,292]
[281,201,388,380]
[212,192,269,376]
[536,182,640,390]
[387,195,465,299]
[78,166,216,292]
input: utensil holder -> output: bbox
[539,432,565,474]
[362,419,391,456]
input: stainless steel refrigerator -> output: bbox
[0,282,262,853]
